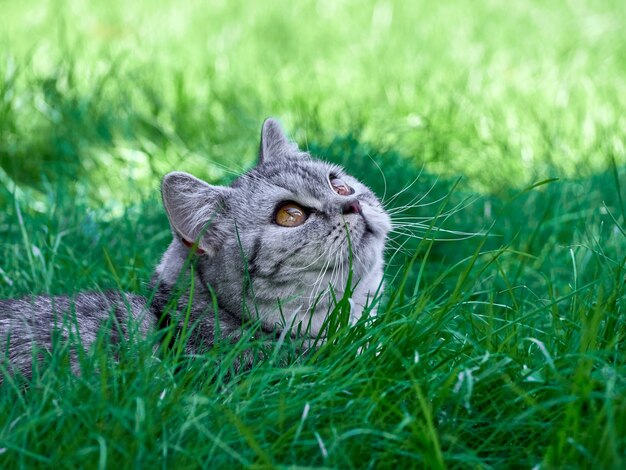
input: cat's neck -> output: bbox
[152,238,384,346]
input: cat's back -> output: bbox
[0,291,155,377]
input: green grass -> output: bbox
[1,0,626,468]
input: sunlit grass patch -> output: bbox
[1,0,625,201]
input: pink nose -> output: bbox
[342,200,362,215]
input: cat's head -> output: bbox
[160,119,391,335]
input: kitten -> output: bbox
[0,119,391,378]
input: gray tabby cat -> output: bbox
[0,119,391,377]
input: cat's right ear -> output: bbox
[258,118,301,164]
[161,172,232,256]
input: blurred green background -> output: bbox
[1,0,624,211]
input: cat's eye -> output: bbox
[329,176,354,196]
[275,203,307,227]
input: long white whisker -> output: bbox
[387,190,457,215]
[308,252,333,310]
[366,154,388,204]
[390,226,485,242]
[385,232,418,264]
[385,175,439,212]
[384,166,427,206]
[392,221,485,237]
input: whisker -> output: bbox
[307,257,332,310]
[390,195,478,222]
[387,191,458,215]
[392,218,487,236]
[385,175,440,213]
[384,234,418,262]
[390,226,486,242]
[383,166,427,206]
[366,153,388,204]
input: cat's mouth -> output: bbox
[362,216,376,236]
[356,203,390,240]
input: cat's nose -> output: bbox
[342,200,362,215]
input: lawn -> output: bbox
[0,0,625,467]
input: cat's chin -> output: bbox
[252,293,369,339]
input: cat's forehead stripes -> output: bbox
[256,159,343,181]
[234,158,348,204]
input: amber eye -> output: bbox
[275,203,307,227]
[330,176,354,196]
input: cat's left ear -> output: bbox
[161,172,233,256]
[258,118,303,164]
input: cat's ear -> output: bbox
[258,118,301,164]
[161,172,232,256]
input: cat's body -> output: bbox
[0,119,390,378]
[0,292,152,375]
